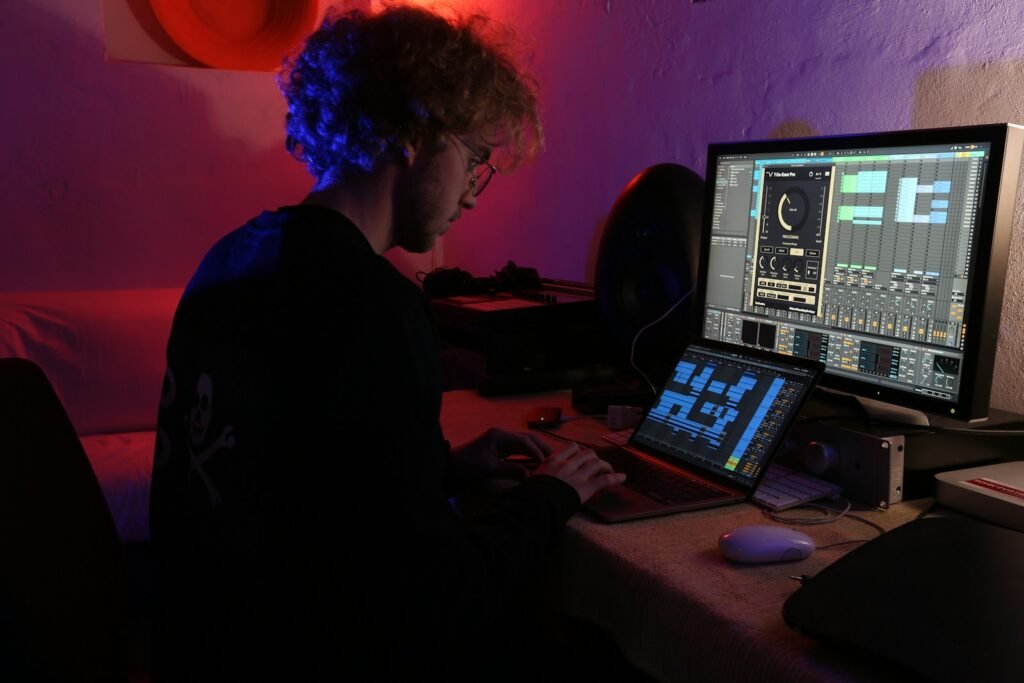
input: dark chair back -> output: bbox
[0,358,129,681]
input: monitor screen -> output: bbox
[697,124,1024,420]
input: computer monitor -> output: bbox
[696,124,1024,421]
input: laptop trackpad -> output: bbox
[585,485,669,522]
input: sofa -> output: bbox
[0,288,182,543]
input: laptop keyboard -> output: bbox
[598,444,729,505]
[602,429,841,510]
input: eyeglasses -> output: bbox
[451,133,497,197]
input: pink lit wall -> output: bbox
[1,0,435,292]
[5,0,1024,410]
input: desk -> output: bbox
[440,390,927,683]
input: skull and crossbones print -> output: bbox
[186,372,235,506]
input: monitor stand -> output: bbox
[804,386,1004,428]
[850,392,930,427]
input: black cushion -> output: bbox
[0,358,129,681]
[784,516,1024,682]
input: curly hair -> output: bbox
[278,4,543,187]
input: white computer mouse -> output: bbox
[718,524,815,564]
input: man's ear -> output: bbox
[399,140,418,168]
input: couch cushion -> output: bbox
[0,289,181,435]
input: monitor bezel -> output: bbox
[695,123,1024,421]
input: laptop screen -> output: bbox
[630,342,820,488]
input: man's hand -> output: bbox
[450,427,553,482]
[533,443,626,503]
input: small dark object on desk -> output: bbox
[421,266,476,297]
[421,261,541,298]
[526,406,563,428]
[431,278,617,395]
[571,376,656,415]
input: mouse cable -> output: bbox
[765,499,889,541]
[629,285,696,396]
[765,502,889,554]
[815,539,871,551]
[762,498,852,526]
[914,501,940,520]
[844,512,887,536]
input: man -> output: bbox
[150,4,624,680]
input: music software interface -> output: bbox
[631,347,816,485]
[704,141,991,403]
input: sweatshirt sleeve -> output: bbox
[329,272,583,649]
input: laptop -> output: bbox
[585,339,824,522]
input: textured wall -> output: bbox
[5,0,1024,412]
[0,0,432,291]
[444,0,1024,414]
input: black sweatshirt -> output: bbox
[150,205,579,681]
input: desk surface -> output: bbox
[441,389,927,683]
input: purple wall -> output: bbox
[447,0,1024,283]
[5,0,1024,410]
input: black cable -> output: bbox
[629,285,696,396]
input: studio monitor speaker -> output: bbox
[593,163,705,381]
